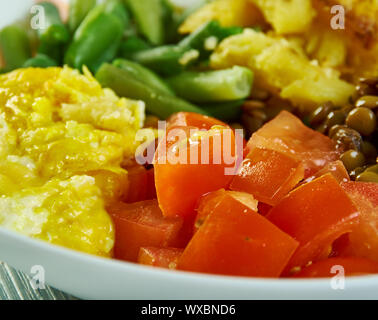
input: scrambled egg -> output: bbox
[0,67,145,257]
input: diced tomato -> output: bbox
[330,233,351,258]
[146,168,157,200]
[167,112,229,130]
[193,189,258,234]
[342,182,378,206]
[178,191,299,277]
[138,247,183,269]
[258,202,273,216]
[154,125,240,221]
[339,182,378,262]
[293,257,378,278]
[124,166,148,203]
[125,165,157,203]
[267,174,360,272]
[246,111,340,178]
[107,200,183,262]
[230,148,305,206]
[304,160,350,184]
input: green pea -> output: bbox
[340,150,366,172]
[356,171,378,183]
[309,102,334,126]
[328,124,347,138]
[346,107,377,136]
[330,126,362,151]
[349,166,367,181]
[355,95,378,109]
[325,110,346,130]
[241,111,266,136]
[361,141,377,161]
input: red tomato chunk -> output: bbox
[108,200,183,262]
[193,189,258,234]
[339,182,378,262]
[246,111,340,178]
[293,257,378,278]
[168,112,230,130]
[154,125,239,221]
[138,247,184,269]
[178,191,299,277]
[230,148,305,206]
[303,160,350,184]
[267,174,360,272]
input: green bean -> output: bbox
[38,41,63,63]
[166,66,254,103]
[132,45,196,76]
[127,0,166,45]
[64,5,125,72]
[120,36,151,59]
[112,58,174,95]
[179,20,243,59]
[104,0,130,28]
[201,100,244,122]
[23,53,58,68]
[131,20,243,76]
[37,2,70,45]
[68,0,97,33]
[0,25,31,70]
[96,63,209,119]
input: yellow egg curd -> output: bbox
[0,67,145,257]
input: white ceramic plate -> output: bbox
[1,0,378,300]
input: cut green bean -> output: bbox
[23,53,58,68]
[120,36,151,59]
[113,58,174,95]
[127,0,166,45]
[132,45,199,76]
[64,5,125,72]
[0,25,31,70]
[200,100,244,122]
[131,20,243,76]
[68,0,97,33]
[179,21,243,59]
[96,63,209,119]
[166,66,254,103]
[104,0,130,28]
[37,2,70,45]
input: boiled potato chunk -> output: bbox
[179,0,265,33]
[211,29,355,110]
[250,0,316,34]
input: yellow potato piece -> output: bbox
[211,29,355,110]
[250,0,316,34]
[179,0,265,34]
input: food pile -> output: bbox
[0,0,377,278]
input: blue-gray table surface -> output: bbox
[0,262,77,300]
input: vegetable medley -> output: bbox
[0,0,377,279]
